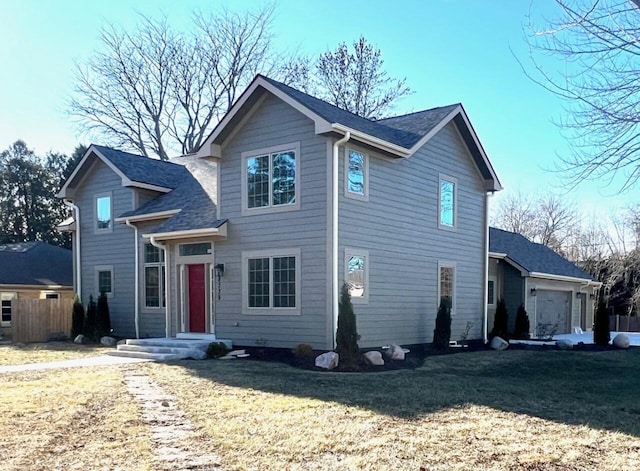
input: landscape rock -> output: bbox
[556,339,573,350]
[363,351,384,366]
[181,349,207,360]
[384,344,405,361]
[46,331,68,342]
[100,336,117,347]
[490,336,509,351]
[315,351,339,370]
[117,339,127,346]
[74,334,89,344]
[227,349,246,357]
[613,333,630,349]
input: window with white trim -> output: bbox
[144,243,165,308]
[43,292,59,299]
[345,248,369,303]
[345,148,368,199]
[242,249,301,314]
[1,292,16,326]
[95,266,113,298]
[439,176,456,229]
[487,276,497,307]
[95,193,112,232]
[242,143,299,214]
[438,262,456,311]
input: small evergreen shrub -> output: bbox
[71,295,85,339]
[513,304,530,339]
[96,292,112,338]
[207,342,229,358]
[433,297,452,350]
[84,295,97,340]
[490,298,509,340]
[292,343,314,359]
[336,283,359,368]
[593,295,610,346]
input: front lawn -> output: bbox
[0,342,111,366]
[146,349,640,470]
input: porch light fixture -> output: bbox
[589,293,596,300]
[530,288,537,296]
[576,292,582,299]
[214,263,225,277]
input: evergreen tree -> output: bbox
[96,292,112,338]
[336,283,359,367]
[490,298,509,340]
[593,295,610,346]
[84,295,97,340]
[433,297,452,350]
[71,295,85,338]
[513,304,531,339]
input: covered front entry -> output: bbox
[187,264,206,333]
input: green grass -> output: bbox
[145,349,640,470]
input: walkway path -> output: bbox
[0,354,150,374]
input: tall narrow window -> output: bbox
[0,293,15,326]
[346,149,368,199]
[439,177,456,228]
[438,263,455,310]
[144,243,165,308]
[345,249,369,303]
[95,193,112,231]
[487,277,496,307]
[244,144,298,213]
[95,266,114,297]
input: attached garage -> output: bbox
[535,289,571,335]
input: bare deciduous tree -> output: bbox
[525,1,640,190]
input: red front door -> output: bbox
[188,264,206,333]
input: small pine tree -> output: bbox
[71,295,85,338]
[490,298,509,340]
[433,297,452,350]
[513,304,530,339]
[593,295,610,346]
[84,295,97,340]
[336,283,359,367]
[96,292,112,338]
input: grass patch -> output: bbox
[145,349,640,470]
[0,367,153,470]
[0,342,110,366]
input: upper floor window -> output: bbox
[95,193,112,232]
[345,248,369,303]
[242,143,300,215]
[345,149,368,200]
[439,176,456,229]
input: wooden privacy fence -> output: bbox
[11,298,74,343]
[609,315,640,333]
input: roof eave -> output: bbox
[331,124,411,157]
[141,223,227,241]
[528,272,601,285]
[115,209,182,224]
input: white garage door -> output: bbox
[537,290,571,335]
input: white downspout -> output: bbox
[332,132,351,348]
[125,220,140,339]
[150,237,170,338]
[63,200,81,297]
[483,192,492,343]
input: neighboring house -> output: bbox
[0,242,74,336]
[58,74,502,350]
[488,227,601,336]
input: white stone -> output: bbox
[490,336,509,351]
[363,351,384,366]
[556,339,573,350]
[315,351,339,370]
[227,349,246,357]
[181,349,207,360]
[384,344,405,361]
[613,333,630,349]
[74,334,88,344]
[100,336,117,347]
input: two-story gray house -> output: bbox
[58,74,502,350]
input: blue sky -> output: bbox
[0,0,634,211]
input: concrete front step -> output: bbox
[107,350,184,361]
[117,344,197,355]
[105,336,233,361]
[125,338,211,349]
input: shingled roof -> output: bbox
[0,242,73,287]
[489,227,594,281]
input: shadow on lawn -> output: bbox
[178,348,640,437]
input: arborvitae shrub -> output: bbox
[336,283,359,368]
[490,298,509,340]
[84,295,97,340]
[71,295,85,339]
[513,304,530,339]
[96,292,112,338]
[593,295,610,346]
[433,297,452,350]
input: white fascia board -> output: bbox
[331,124,411,157]
[498,256,530,277]
[57,145,97,198]
[122,178,171,193]
[142,223,227,241]
[488,252,507,259]
[115,209,181,223]
[529,272,598,284]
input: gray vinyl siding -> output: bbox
[338,123,488,347]
[214,93,330,349]
[502,263,524,333]
[74,159,136,337]
[134,188,163,210]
